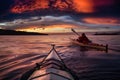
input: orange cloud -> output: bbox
[82,17,120,25]
[73,0,114,13]
[53,0,69,10]
[11,0,71,13]
[73,0,94,13]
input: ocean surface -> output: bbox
[0,34,120,80]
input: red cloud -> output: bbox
[73,0,114,13]
[11,0,49,13]
[11,0,115,13]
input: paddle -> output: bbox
[71,28,80,36]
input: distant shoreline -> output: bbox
[94,32,120,35]
[0,29,48,35]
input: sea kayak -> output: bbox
[20,45,78,80]
[71,39,108,52]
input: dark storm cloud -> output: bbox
[0,0,120,22]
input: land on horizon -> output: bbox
[0,29,48,35]
[94,31,120,35]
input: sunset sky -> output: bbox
[0,0,120,33]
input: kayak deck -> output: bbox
[20,45,78,80]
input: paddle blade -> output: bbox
[71,28,80,36]
[71,28,76,33]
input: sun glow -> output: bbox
[16,24,75,33]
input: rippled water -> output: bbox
[0,34,120,80]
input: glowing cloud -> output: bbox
[11,0,115,14]
[73,0,114,13]
[73,0,94,13]
[82,17,120,25]
[11,0,72,13]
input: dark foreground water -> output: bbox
[0,34,120,80]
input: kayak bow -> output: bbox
[20,45,78,80]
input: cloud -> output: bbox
[11,0,71,13]
[82,17,120,26]
[1,15,119,32]
[0,15,80,29]
[0,0,120,22]
[0,0,120,33]
[10,0,119,14]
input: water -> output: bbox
[0,34,120,80]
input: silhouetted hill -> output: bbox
[0,29,48,35]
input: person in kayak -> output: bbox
[77,33,92,44]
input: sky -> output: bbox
[0,0,120,33]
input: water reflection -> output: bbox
[0,35,120,80]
